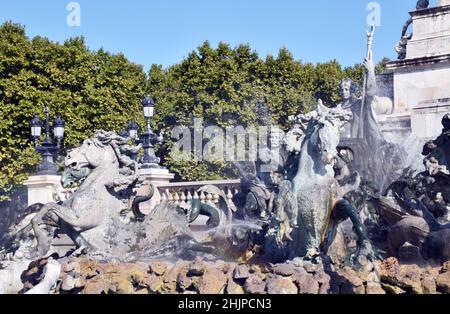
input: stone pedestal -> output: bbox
[23,175,62,206]
[138,167,175,185]
[380,4,450,144]
[407,5,450,59]
[386,56,450,141]
[138,167,175,213]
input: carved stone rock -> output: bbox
[266,276,298,294]
[294,272,319,295]
[226,278,245,295]
[188,258,207,277]
[197,268,227,294]
[244,275,266,294]
[436,271,450,293]
[272,263,296,277]
[233,264,250,280]
[149,262,168,276]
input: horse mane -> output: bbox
[297,102,352,137]
[91,130,140,192]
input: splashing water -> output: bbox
[193,219,263,239]
[400,133,427,173]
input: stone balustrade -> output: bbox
[155,179,241,208]
[24,169,242,213]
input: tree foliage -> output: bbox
[0,23,384,194]
[375,57,391,75]
[147,41,366,181]
[0,22,147,200]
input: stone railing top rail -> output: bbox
[157,179,241,189]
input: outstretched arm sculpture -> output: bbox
[401,1,430,38]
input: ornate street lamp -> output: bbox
[53,114,65,140]
[29,107,65,175]
[128,120,139,140]
[133,95,163,169]
[142,95,155,120]
[30,115,43,138]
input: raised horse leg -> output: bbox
[332,199,379,262]
[243,193,260,219]
[333,199,369,246]
[31,203,96,256]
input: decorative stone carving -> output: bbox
[23,175,64,207]
[2,131,232,262]
[286,103,376,262]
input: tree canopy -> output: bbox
[0,22,147,200]
[0,22,381,199]
[147,41,366,181]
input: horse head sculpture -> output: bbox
[299,102,351,172]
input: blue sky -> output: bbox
[0,0,419,71]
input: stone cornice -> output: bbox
[410,5,450,18]
[386,54,450,71]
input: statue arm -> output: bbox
[401,18,412,37]
[364,56,377,98]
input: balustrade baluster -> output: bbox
[227,188,233,201]
[180,190,187,206]
[206,192,214,205]
[187,190,193,204]
[200,191,206,202]
[160,188,167,202]
[213,193,220,205]
[174,191,180,205]
[193,190,199,200]
[167,189,174,202]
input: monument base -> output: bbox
[379,4,450,142]
[377,113,413,145]
[384,55,450,141]
[138,167,175,213]
[138,167,175,185]
[23,175,63,206]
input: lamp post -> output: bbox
[132,96,163,169]
[128,120,139,140]
[29,107,65,175]
[126,120,140,161]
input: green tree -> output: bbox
[1,23,385,191]
[0,22,147,200]
[375,57,391,75]
[147,42,352,181]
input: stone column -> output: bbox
[23,175,62,206]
